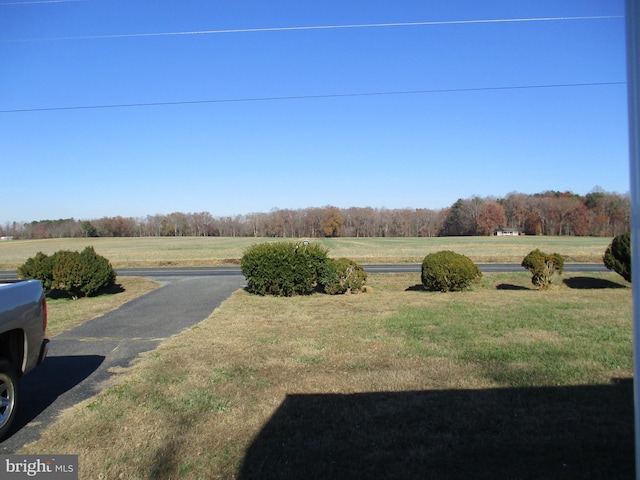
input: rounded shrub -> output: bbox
[319,258,367,295]
[19,247,116,298]
[521,249,564,289]
[421,250,481,292]
[603,232,631,282]
[241,241,329,296]
[17,251,55,291]
[51,250,85,297]
[77,246,117,297]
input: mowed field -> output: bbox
[7,235,634,478]
[0,235,614,269]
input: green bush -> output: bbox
[77,246,117,297]
[241,241,329,296]
[17,251,55,291]
[421,250,481,292]
[19,247,116,298]
[603,232,631,282]
[521,249,564,289]
[51,250,85,297]
[319,258,367,295]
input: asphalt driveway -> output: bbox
[0,274,246,453]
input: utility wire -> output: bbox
[0,82,626,114]
[2,15,623,43]
[0,0,84,5]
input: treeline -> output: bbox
[1,190,629,240]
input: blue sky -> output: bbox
[0,0,629,223]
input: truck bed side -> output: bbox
[0,280,48,375]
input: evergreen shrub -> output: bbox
[241,241,329,296]
[77,246,117,297]
[19,246,116,298]
[521,249,564,289]
[421,250,481,292]
[319,258,367,295]
[603,232,631,282]
[51,250,85,297]
[17,251,55,291]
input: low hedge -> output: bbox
[241,241,329,296]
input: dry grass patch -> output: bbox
[22,273,633,479]
[0,236,613,268]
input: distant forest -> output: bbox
[2,190,630,240]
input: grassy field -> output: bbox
[0,235,614,269]
[22,271,633,479]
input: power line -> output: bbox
[0,82,626,114]
[3,15,623,43]
[0,0,84,5]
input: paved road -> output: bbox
[0,274,246,453]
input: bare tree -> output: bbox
[4,189,630,239]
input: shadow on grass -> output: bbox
[405,284,425,292]
[563,277,628,290]
[495,283,531,291]
[47,283,126,300]
[239,380,634,480]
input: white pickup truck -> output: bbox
[0,280,49,439]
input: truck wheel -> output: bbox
[0,358,19,440]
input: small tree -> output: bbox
[421,250,481,292]
[521,249,564,289]
[320,208,344,237]
[81,221,99,237]
[603,232,631,282]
